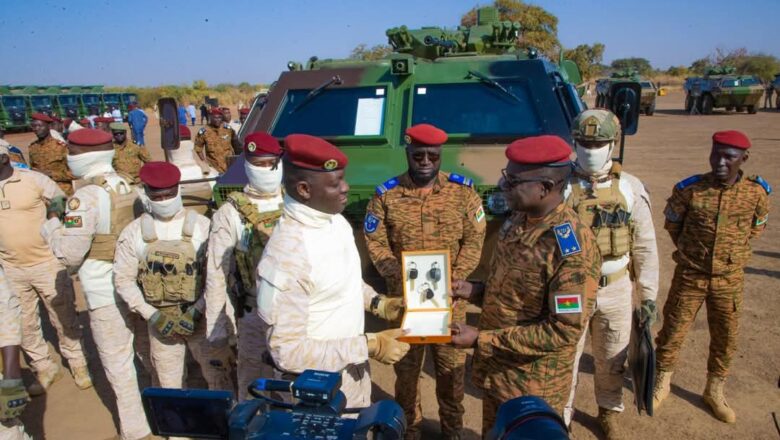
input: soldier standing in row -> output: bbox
[451,135,600,436]
[49,116,66,142]
[223,107,241,133]
[364,123,486,440]
[41,129,151,440]
[93,116,114,133]
[0,265,31,440]
[562,110,659,439]
[239,107,249,126]
[114,162,234,393]
[28,113,73,195]
[111,123,151,183]
[195,108,241,173]
[652,130,770,424]
[205,132,284,401]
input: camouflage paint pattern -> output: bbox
[28,135,73,195]
[112,141,151,184]
[194,125,236,173]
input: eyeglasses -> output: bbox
[500,168,556,188]
[409,151,441,162]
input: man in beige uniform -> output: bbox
[0,143,90,395]
[114,162,234,392]
[41,129,152,440]
[205,132,283,400]
[0,266,31,440]
[257,134,409,408]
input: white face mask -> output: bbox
[147,193,183,220]
[575,142,614,174]
[245,160,282,195]
[66,150,115,178]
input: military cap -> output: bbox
[245,132,281,157]
[712,130,751,150]
[209,107,223,116]
[239,107,250,115]
[31,113,54,123]
[139,161,181,189]
[571,109,620,142]
[127,103,137,110]
[94,116,114,123]
[405,123,447,146]
[284,134,347,171]
[179,124,191,140]
[63,118,72,126]
[506,135,573,166]
[220,107,230,111]
[51,115,63,123]
[68,128,113,151]
[109,122,126,132]
[79,118,90,126]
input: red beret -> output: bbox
[51,115,62,123]
[209,107,223,116]
[284,134,348,171]
[245,132,281,157]
[506,135,573,165]
[67,128,113,150]
[94,116,114,123]
[63,118,73,126]
[79,118,90,126]
[405,124,447,146]
[220,107,230,111]
[239,108,250,115]
[139,162,181,189]
[179,124,191,139]
[128,104,136,110]
[712,130,751,150]
[31,113,54,123]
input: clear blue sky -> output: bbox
[2,0,778,87]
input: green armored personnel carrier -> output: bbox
[596,70,657,115]
[683,66,763,114]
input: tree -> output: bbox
[688,57,710,75]
[665,65,689,77]
[610,57,653,75]
[349,44,393,61]
[562,43,605,79]
[461,0,560,59]
[192,80,208,90]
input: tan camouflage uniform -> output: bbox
[205,187,282,401]
[0,266,31,440]
[364,171,486,439]
[112,141,151,184]
[194,125,236,173]
[472,203,600,436]
[656,172,770,377]
[28,135,73,195]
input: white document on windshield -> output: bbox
[354,97,384,136]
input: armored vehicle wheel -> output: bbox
[725,106,734,112]
[702,95,714,114]
[747,105,757,114]
[735,106,744,112]
[776,99,780,110]
[685,95,693,112]
[646,101,655,116]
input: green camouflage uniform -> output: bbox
[28,135,73,195]
[656,172,770,377]
[112,141,151,183]
[194,125,236,173]
[473,203,600,435]
[364,171,486,439]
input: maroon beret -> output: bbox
[51,115,62,123]
[139,161,181,189]
[31,113,54,123]
[239,107,250,115]
[284,134,348,171]
[220,107,230,112]
[63,118,73,126]
[79,118,90,126]
[405,123,447,146]
[179,124,191,139]
[712,130,751,150]
[209,107,223,116]
[506,135,573,165]
[245,132,281,157]
[67,128,113,150]
[128,103,136,110]
[94,116,114,123]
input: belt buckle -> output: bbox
[599,275,609,288]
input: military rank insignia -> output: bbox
[553,222,581,257]
[554,294,582,314]
[68,197,80,211]
[364,212,380,234]
[64,215,83,228]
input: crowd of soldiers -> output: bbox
[0,106,771,440]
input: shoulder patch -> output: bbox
[375,177,399,196]
[64,215,83,228]
[197,128,206,136]
[748,175,772,195]
[364,212,380,234]
[554,294,582,314]
[448,173,474,187]
[67,197,80,211]
[675,174,702,191]
[553,222,581,257]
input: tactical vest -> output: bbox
[74,174,138,262]
[567,163,632,259]
[227,192,282,294]
[137,210,203,307]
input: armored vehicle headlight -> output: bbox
[487,192,509,215]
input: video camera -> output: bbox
[487,396,570,440]
[142,369,406,439]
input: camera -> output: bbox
[142,369,406,439]
[487,396,570,440]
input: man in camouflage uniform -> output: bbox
[204,132,284,401]
[28,112,74,195]
[652,130,770,424]
[451,135,600,437]
[222,107,241,133]
[111,123,151,183]
[0,266,32,440]
[195,108,240,173]
[562,110,659,439]
[364,123,486,440]
[257,134,409,408]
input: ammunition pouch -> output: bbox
[78,174,138,262]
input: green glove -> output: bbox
[150,311,177,338]
[639,299,657,327]
[47,195,67,219]
[175,306,202,337]
[0,379,29,421]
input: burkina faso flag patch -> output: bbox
[554,294,582,314]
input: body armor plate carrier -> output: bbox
[76,174,138,262]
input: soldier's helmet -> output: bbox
[571,109,621,142]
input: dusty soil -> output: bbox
[4,91,779,439]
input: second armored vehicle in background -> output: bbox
[683,66,763,114]
[596,70,657,115]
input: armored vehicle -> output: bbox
[596,70,657,115]
[0,94,29,130]
[56,94,82,119]
[683,67,763,114]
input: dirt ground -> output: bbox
[4,90,779,439]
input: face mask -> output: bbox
[575,142,613,174]
[66,150,115,178]
[245,160,282,195]
[147,193,183,220]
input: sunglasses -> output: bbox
[409,151,441,162]
[500,168,558,189]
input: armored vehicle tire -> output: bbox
[776,99,780,110]
[735,106,744,112]
[646,101,655,116]
[725,106,734,112]
[748,105,757,114]
[685,95,693,112]
[702,95,714,114]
